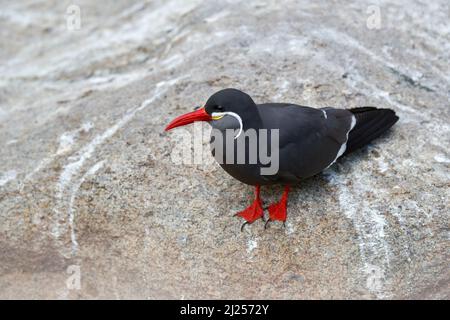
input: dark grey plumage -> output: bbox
[344,107,399,155]
[207,89,399,186]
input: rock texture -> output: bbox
[0,0,449,299]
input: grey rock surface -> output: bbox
[0,0,449,299]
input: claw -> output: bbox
[240,221,249,232]
[264,219,272,229]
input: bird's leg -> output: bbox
[234,185,264,227]
[265,185,290,228]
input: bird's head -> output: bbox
[165,88,259,137]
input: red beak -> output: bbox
[165,107,212,131]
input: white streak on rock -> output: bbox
[204,11,229,23]
[361,81,422,117]
[247,239,258,254]
[376,157,389,173]
[68,160,105,255]
[434,154,450,164]
[23,122,94,185]
[0,170,17,187]
[344,69,424,120]
[315,28,446,91]
[306,31,429,121]
[0,1,201,80]
[6,139,18,146]
[285,221,295,235]
[54,77,185,246]
[329,171,391,298]
[0,107,7,121]
[57,78,182,196]
[272,79,290,100]
[57,122,93,155]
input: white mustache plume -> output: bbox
[211,111,243,139]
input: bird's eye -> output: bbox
[216,105,223,111]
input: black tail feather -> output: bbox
[344,107,399,155]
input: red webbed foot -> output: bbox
[235,185,264,230]
[265,185,290,229]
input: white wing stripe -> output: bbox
[325,115,357,169]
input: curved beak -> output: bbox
[165,107,212,131]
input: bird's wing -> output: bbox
[257,104,355,178]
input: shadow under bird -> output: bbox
[165,88,399,229]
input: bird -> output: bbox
[165,88,399,229]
